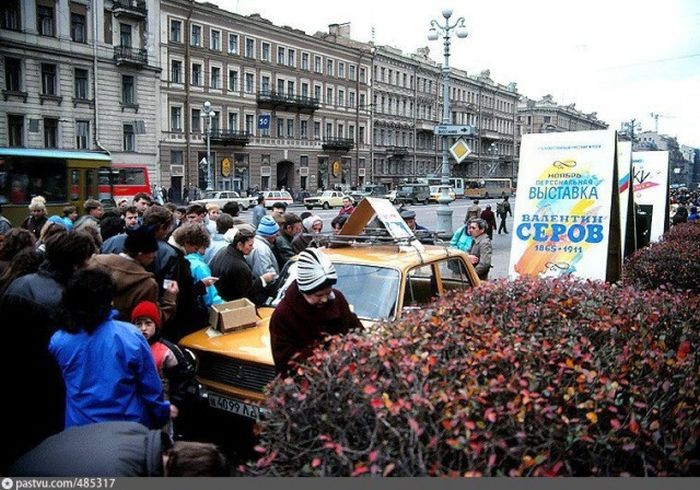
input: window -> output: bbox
[313,121,320,139]
[228,33,238,54]
[228,70,238,92]
[44,118,58,148]
[349,91,355,107]
[326,59,334,76]
[314,85,321,100]
[277,46,285,65]
[210,66,220,89]
[5,57,21,92]
[325,122,332,138]
[245,114,254,134]
[191,108,201,133]
[119,23,132,47]
[287,80,294,97]
[261,42,270,62]
[261,75,270,93]
[359,93,366,108]
[121,75,134,104]
[210,30,220,50]
[170,19,181,42]
[7,114,23,147]
[191,24,201,47]
[41,63,56,95]
[74,68,88,99]
[276,79,285,95]
[244,73,254,93]
[1,1,21,30]
[359,67,366,83]
[123,124,135,151]
[70,13,86,43]
[300,120,308,138]
[287,119,294,138]
[326,87,333,105]
[337,124,344,138]
[276,119,284,137]
[338,89,345,106]
[76,120,90,149]
[359,126,365,144]
[301,52,309,70]
[171,107,182,131]
[228,113,238,131]
[338,62,345,78]
[245,38,255,58]
[287,49,295,68]
[170,60,182,83]
[37,4,54,36]
[349,65,356,80]
[191,63,201,86]
[314,55,321,73]
[301,82,309,98]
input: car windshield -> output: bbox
[268,261,400,321]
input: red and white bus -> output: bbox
[99,164,151,204]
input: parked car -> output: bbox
[304,190,348,209]
[395,183,431,205]
[350,184,388,204]
[259,190,294,208]
[191,191,257,210]
[179,241,480,420]
[429,185,456,203]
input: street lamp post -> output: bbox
[202,101,214,191]
[428,9,468,237]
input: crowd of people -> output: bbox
[0,187,513,476]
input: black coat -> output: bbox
[210,245,272,305]
[9,421,164,476]
[0,262,69,471]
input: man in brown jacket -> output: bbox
[467,218,493,281]
[90,226,177,322]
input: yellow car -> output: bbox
[429,185,456,203]
[303,190,349,210]
[179,241,480,420]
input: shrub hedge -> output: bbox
[623,221,700,292]
[248,277,699,476]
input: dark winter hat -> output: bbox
[400,209,416,220]
[131,301,161,328]
[296,248,337,293]
[124,225,158,254]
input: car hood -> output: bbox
[180,306,374,366]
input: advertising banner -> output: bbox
[632,151,669,246]
[509,130,621,281]
[616,141,636,257]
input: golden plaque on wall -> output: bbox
[332,160,341,177]
[221,157,232,177]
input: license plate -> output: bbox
[207,393,265,420]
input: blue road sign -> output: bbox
[258,114,271,130]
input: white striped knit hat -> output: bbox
[296,248,337,293]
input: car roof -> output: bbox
[321,243,467,270]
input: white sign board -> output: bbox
[509,130,620,281]
[434,124,475,136]
[632,151,669,244]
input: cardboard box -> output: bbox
[209,298,258,333]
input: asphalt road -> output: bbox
[237,197,515,280]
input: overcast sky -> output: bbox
[213,0,700,147]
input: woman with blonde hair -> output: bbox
[21,196,48,239]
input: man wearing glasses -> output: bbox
[467,218,492,280]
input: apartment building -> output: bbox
[160,0,371,198]
[0,0,161,176]
[517,94,608,135]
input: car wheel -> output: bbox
[306,205,314,210]
[322,202,330,210]
[424,198,430,205]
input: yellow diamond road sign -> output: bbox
[449,140,471,163]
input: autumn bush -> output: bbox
[246,277,699,477]
[623,221,700,292]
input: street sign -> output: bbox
[433,124,475,136]
[449,140,471,163]
[257,114,271,130]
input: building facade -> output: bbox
[0,0,162,177]
[159,0,371,200]
[517,94,608,137]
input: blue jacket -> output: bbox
[185,252,223,307]
[49,311,170,430]
[450,225,473,252]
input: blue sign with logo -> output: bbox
[258,114,271,130]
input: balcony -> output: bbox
[389,146,409,158]
[322,138,354,152]
[479,129,501,141]
[256,90,319,113]
[114,45,147,67]
[112,0,147,19]
[209,130,250,146]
